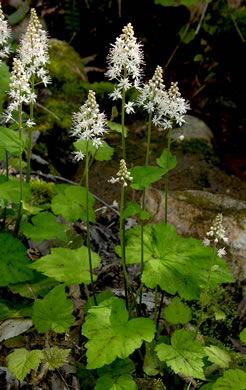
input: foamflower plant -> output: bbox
[18,8,51,183]
[71,90,107,304]
[106,22,144,160]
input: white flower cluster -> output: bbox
[0,2,11,61]
[203,213,228,257]
[109,159,133,187]
[152,81,190,129]
[137,65,166,113]
[5,58,36,122]
[18,8,50,86]
[71,90,107,161]
[106,23,144,113]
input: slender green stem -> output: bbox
[26,75,35,183]
[84,283,92,308]
[164,127,172,224]
[14,103,23,237]
[120,184,137,310]
[85,141,97,305]
[139,112,153,310]
[2,151,9,229]
[195,243,217,336]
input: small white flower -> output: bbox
[218,247,226,258]
[26,119,36,128]
[203,238,210,247]
[73,151,85,161]
[109,88,122,101]
[109,159,132,187]
[125,101,135,114]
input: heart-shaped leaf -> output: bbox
[130,166,166,190]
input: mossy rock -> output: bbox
[48,39,87,84]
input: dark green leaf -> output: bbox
[0,233,33,286]
[74,139,114,161]
[164,296,192,324]
[0,127,28,156]
[213,369,246,390]
[156,149,177,172]
[0,176,31,203]
[123,200,150,220]
[21,212,68,242]
[107,121,128,137]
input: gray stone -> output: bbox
[145,188,246,282]
[171,115,213,146]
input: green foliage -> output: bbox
[32,284,75,333]
[30,246,101,285]
[0,63,10,106]
[82,297,155,369]
[51,184,95,223]
[130,166,166,191]
[107,121,128,137]
[164,296,192,324]
[0,127,28,156]
[240,328,246,343]
[21,212,68,242]
[204,345,231,368]
[0,233,33,286]
[116,223,234,300]
[9,274,56,299]
[213,369,246,389]
[7,348,43,381]
[0,175,31,204]
[74,139,114,161]
[123,200,150,221]
[155,328,206,379]
[42,347,70,370]
[96,358,137,390]
[143,340,162,376]
[156,149,177,171]
[0,299,32,320]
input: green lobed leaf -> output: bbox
[74,139,114,161]
[123,200,150,221]
[21,212,68,242]
[155,328,205,380]
[212,305,226,321]
[9,274,56,299]
[107,121,128,137]
[204,345,231,369]
[0,233,34,286]
[32,284,75,333]
[97,358,135,378]
[30,246,100,285]
[7,348,43,381]
[0,127,28,156]
[118,223,234,300]
[130,166,166,190]
[156,149,177,172]
[82,297,155,369]
[239,328,246,344]
[164,296,192,324]
[51,185,95,223]
[143,341,161,376]
[95,375,137,390]
[84,290,114,314]
[0,176,31,203]
[42,347,71,371]
[0,299,33,320]
[213,369,246,390]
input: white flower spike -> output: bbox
[109,159,133,187]
[0,3,11,61]
[18,8,50,86]
[71,90,107,158]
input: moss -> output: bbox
[30,179,55,205]
[175,139,220,165]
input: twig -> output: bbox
[31,170,120,216]
[35,102,61,121]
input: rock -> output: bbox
[171,115,213,146]
[145,188,246,282]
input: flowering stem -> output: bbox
[139,112,153,310]
[195,243,217,336]
[85,141,97,305]
[164,127,172,224]
[84,283,92,309]
[120,184,137,310]
[26,75,35,183]
[154,286,158,324]
[14,103,23,237]
[121,67,127,160]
